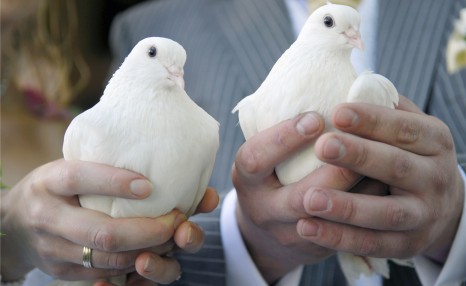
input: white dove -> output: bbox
[63,37,219,218]
[232,3,407,285]
[59,37,219,286]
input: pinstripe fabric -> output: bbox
[172,202,225,286]
[377,0,466,169]
[376,0,456,109]
[109,0,466,285]
[298,256,346,286]
[426,0,466,171]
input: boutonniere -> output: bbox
[446,8,466,74]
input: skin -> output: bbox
[0,160,219,285]
[2,96,463,286]
[233,95,464,284]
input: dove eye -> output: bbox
[148,46,157,58]
[323,15,335,28]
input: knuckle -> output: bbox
[58,163,82,192]
[396,120,420,144]
[325,228,344,249]
[249,210,268,228]
[153,223,173,245]
[290,187,307,216]
[366,113,381,135]
[107,253,133,269]
[399,235,425,258]
[36,240,57,261]
[107,169,128,194]
[353,143,369,168]
[47,265,69,279]
[28,200,52,234]
[390,153,412,180]
[357,234,381,256]
[385,203,408,228]
[341,196,356,222]
[235,144,262,175]
[91,226,118,252]
[431,168,449,191]
[433,118,455,151]
[274,229,299,248]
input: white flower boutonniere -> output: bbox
[446,8,466,74]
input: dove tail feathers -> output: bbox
[348,71,399,108]
[337,252,390,286]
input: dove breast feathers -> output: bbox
[63,37,219,218]
[233,4,398,185]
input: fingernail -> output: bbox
[323,138,345,160]
[143,255,155,272]
[300,221,319,237]
[309,191,331,212]
[296,113,320,136]
[130,179,153,197]
[335,107,359,128]
[186,225,194,245]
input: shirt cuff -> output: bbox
[220,190,303,286]
[414,165,466,286]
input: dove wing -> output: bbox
[232,95,258,140]
[347,71,399,108]
[62,105,117,214]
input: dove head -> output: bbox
[114,37,187,91]
[298,4,364,52]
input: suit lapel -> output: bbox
[215,0,295,94]
[376,0,456,109]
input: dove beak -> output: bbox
[167,65,185,90]
[344,28,364,50]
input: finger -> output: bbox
[44,209,185,252]
[126,272,159,286]
[297,217,423,258]
[233,112,324,185]
[39,159,153,199]
[135,253,181,285]
[299,164,362,191]
[44,261,131,281]
[315,132,433,191]
[245,164,360,223]
[194,187,219,214]
[350,177,389,196]
[36,233,138,270]
[396,94,423,114]
[301,187,425,231]
[331,103,452,156]
[173,221,205,253]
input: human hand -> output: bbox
[232,112,364,284]
[0,159,218,284]
[298,95,465,264]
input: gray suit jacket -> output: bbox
[109,0,466,285]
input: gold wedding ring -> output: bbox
[82,246,94,268]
